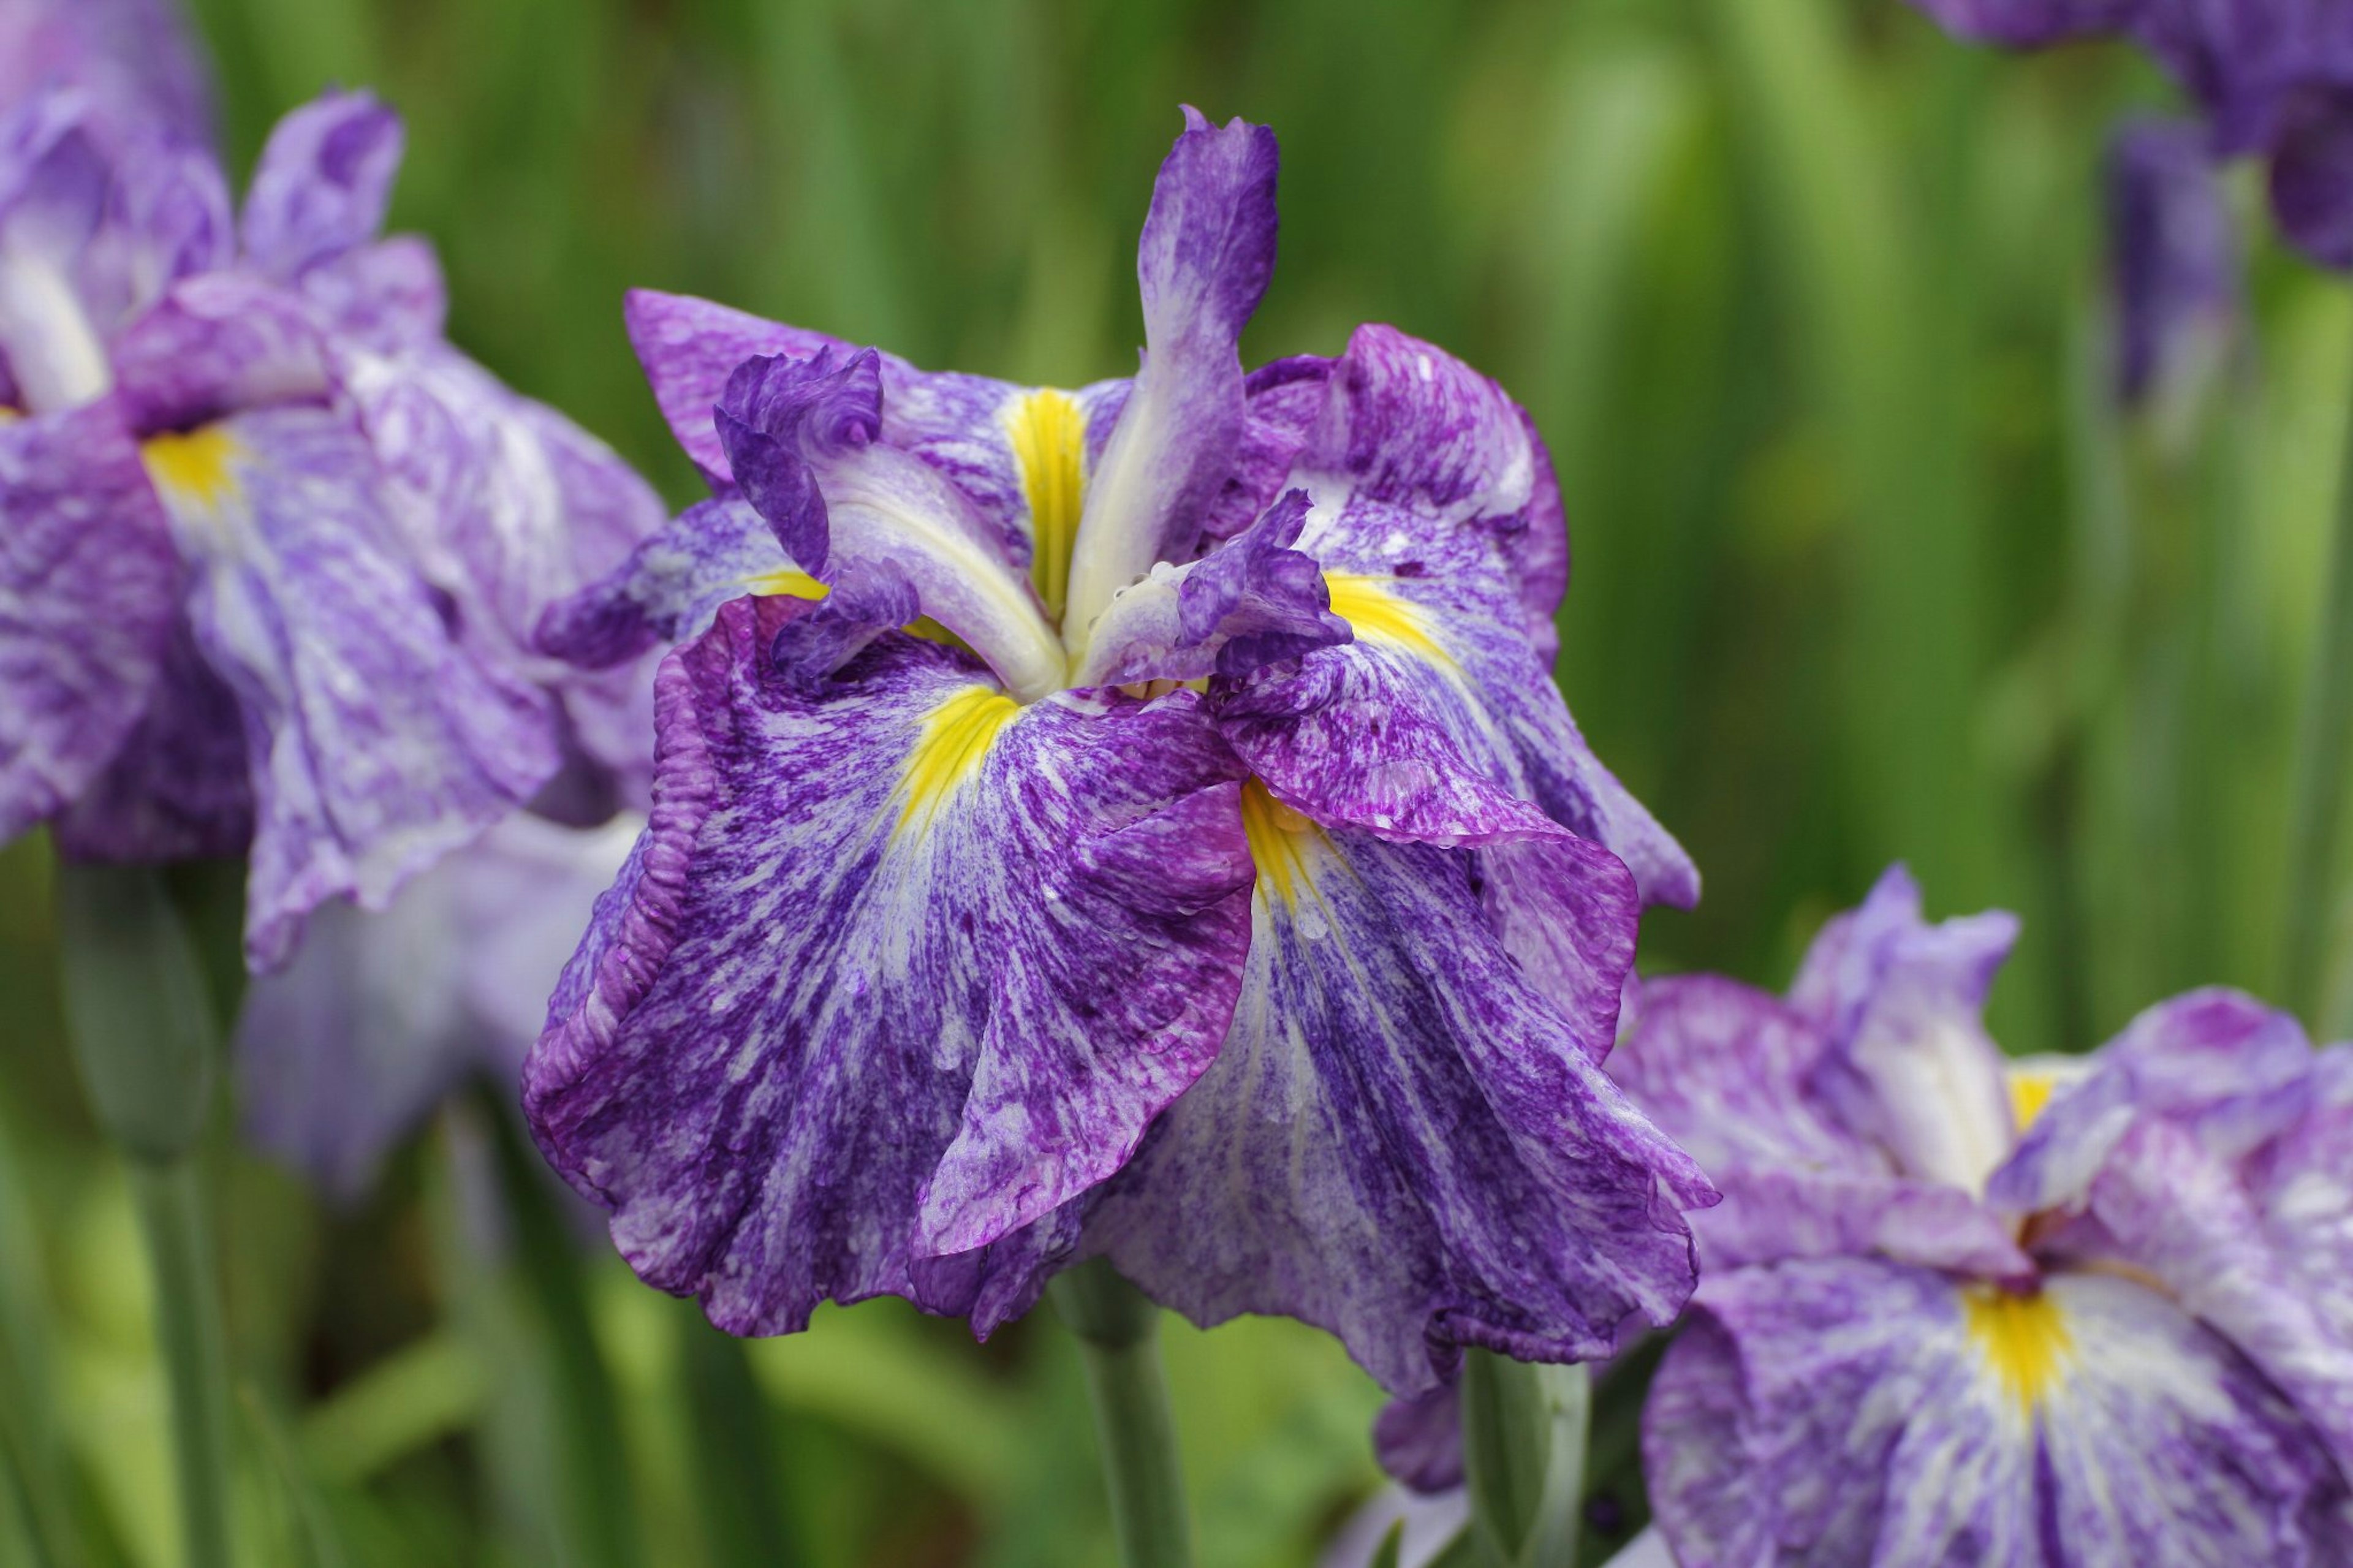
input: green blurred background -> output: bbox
[4,0,2349,1562]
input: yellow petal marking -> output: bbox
[140,425,245,512]
[1964,1287,2072,1414]
[1324,574,1457,671]
[1008,388,1087,619]
[895,684,1018,839]
[2009,1069,2059,1134]
[745,569,828,601]
[1239,778,1324,909]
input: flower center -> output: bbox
[1238,779,1325,908]
[894,684,1020,839]
[1963,1286,2071,1413]
[1007,388,1087,624]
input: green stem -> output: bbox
[477,1085,642,1568]
[678,1313,795,1566]
[55,864,232,1568]
[129,1162,235,1568]
[1460,1350,1590,1568]
[2281,338,2353,1028]
[1048,1259,1191,1568]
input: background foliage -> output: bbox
[2,0,2347,1562]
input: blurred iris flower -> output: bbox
[1913,0,2353,268]
[2107,117,2242,410]
[0,85,662,969]
[0,0,211,145]
[528,108,1713,1395]
[1607,868,2353,1564]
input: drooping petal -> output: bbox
[0,401,177,839]
[717,348,1065,699]
[525,599,1254,1338]
[149,406,561,968]
[238,811,639,1200]
[1085,796,1706,1396]
[1070,488,1351,686]
[1061,107,1279,646]
[1645,1257,2350,1568]
[1218,325,1696,905]
[50,615,251,861]
[1612,974,2033,1279]
[1789,865,2021,1196]
[238,90,403,282]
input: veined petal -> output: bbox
[238,91,403,281]
[1613,975,2033,1279]
[718,349,1064,700]
[525,599,1254,1338]
[534,494,819,669]
[151,406,561,969]
[1645,1258,2349,1568]
[110,269,336,433]
[1791,865,2021,1195]
[51,615,252,861]
[0,99,112,412]
[1085,806,1707,1396]
[0,401,177,839]
[1061,108,1278,649]
[1070,488,1351,686]
[238,811,639,1200]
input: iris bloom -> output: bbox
[528,108,1711,1394]
[1912,0,2353,267]
[0,86,661,968]
[1617,868,2353,1564]
[240,811,640,1199]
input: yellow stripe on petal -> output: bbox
[141,425,245,512]
[1324,574,1457,671]
[895,684,1019,838]
[2009,1070,2059,1134]
[1965,1287,2072,1413]
[1009,388,1087,618]
[1240,778,1325,909]
[745,569,829,602]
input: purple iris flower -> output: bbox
[527,108,1713,1395]
[1615,868,2353,1564]
[238,811,640,1200]
[1911,0,2353,269]
[0,86,662,969]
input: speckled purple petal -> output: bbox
[1373,1386,1464,1496]
[239,811,640,1200]
[110,268,335,432]
[1085,822,1707,1396]
[297,233,445,351]
[525,598,1254,1337]
[238,91,403,282]
[157,406,560,969]
[1061,108,1277,642]
[0,0,214,145]
[1072,488,1349,686]
[51,615,251,861]
[0,402,176,839]
[1646,1257,2351,1568]
[1905,0,2142,46]
[534,494,808,670]
[1613,974,2033,1279]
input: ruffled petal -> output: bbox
[238,811,639,1200]
[1645,1257,2349,1568]
[110,268,336,432]
[0,402,177,840]
[1085,805,1705,1396]
[238,91,403,281]
[1613,974,2033,1279]
[533,494,815,670]
[525,599,1254,1337]
[1070,488,1350,686]
[152,405,561,968]
[1061,107,1278,644]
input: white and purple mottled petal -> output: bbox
[151,406,560,968]
[0,402,177,840]
[0,0,214,145]
[238,90,403,282]
[525,598,1255,1337]
[1070,488,1350,686]
[1646,1257,2349,1567]
[51,616,251,861]
[534,494,817,669]
[239,811,639,1200]
[109,268,335,431]
[1612,974,2033,1279]
[1061,108,1278,647]
[0,97,113,412]
[1084,800,1707,1396]
[718,348,1065,699]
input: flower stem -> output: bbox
[1048,1259,1192,1568]
[55,863,232,1568]
[1460,1350,1590,1568]
[2281,336,2353,1029]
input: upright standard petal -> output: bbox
[1645,1257,2349,1568]
[0,402,176,839]
[525,598,1254,1338]
[1085,791,1707,1396]
[1061,108,1278,648]
[238,90,404,282]
[149,406,560,968]
[0,0,214,144]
